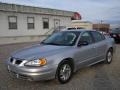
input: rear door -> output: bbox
[75,31,97,68]
[90,31,107,61]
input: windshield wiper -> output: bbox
[41,42,72,46]
[40,42,61,45]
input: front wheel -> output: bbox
[56,61,73,84]
[105,49,113,64]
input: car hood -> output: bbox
[11,44,70,60]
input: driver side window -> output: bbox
[79,32,93,44]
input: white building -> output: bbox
[0,3,75,45]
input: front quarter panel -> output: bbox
[45,47,77,69]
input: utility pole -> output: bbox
[101,20,103,24]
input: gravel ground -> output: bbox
[0,42,120,90]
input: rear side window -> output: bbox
[91,31,105,42]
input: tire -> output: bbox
[105,49,113,64]
[56,61,73,84]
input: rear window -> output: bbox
[67,27,84,30]
[67,28,76,30]
[91,31,105,42]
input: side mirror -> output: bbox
[78,41,89,47]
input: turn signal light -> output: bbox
[39,58,47,65]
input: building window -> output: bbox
[43,18,49,29]
[27,17,35,29]
[8,16,17,29]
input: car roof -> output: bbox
[62,29,96,32]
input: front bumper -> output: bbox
[7,63,57,81]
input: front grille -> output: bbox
[10,57,14,63]
[9,71,32,81]
[15,60,22,65]
[10,57,23,65]
[18,74,32,81]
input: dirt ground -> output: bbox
[0,42,120,90]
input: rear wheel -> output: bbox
[56,61,73,84]
[105,49,113,64]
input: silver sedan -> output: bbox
[7,29,115,84]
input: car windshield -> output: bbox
[41,31,80,46]
[111,29,120,33]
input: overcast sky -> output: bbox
[0,0,120,24]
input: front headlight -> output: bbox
[25,58,47,66]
